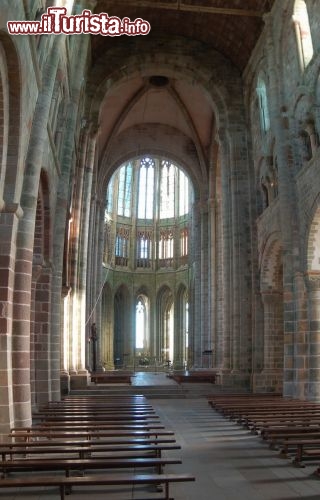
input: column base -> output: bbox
[70,371,90,390]
[60,371,70,396]
[252,370,283,393]
[218,370,250,390]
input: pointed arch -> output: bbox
[156,285,174,365]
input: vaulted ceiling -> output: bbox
[92,0,275,71]
[89,0,275,188]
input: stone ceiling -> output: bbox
[89,0,275,186]
[92,0,275,71]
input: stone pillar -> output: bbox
[200,200,212,367]
[0,205,22,434]
[79,133,95,371]
[261,292,283,372]
[50,34,90,394]
[33,264,53,406]
[12,34,66,422]
[94,197,106,371]
[305,272,320,401]
[190,200,201,366]
[263,13,301,397]
[216,129,232,374]
[68,126,89,371]
[101,285,114,370]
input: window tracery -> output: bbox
[104,155,191,270]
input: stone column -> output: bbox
[50,34,90,395]
[94,197,106,371]
[263,13,301,397]
[200,200,212,367]
[190,200,201,366]
[0,206,23,434]
[12,34,66,423]
[101,285,114,370]
[216,129,232,374]
[261,292,283,372]
[79,133,95,371]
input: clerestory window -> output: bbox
[293,0,314,70]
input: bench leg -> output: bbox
[165,482,169,500]
[60,485,65,500]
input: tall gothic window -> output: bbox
[104,155,192,269]
[138,157,154,219]
[256,76,270,133]
[117,163,132,217]
[293,0,314,70]
[135,295,149,350]
[180,227,188,258]
[179,168,189,216]
[160,160,175,219]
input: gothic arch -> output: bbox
[156,285,174,365]
[98,125,202,204]
[30,171,52,406]
[306,196,320,272]
[259,234,284,391]
[86,37,238,131]
[260,234,283,292]
[0,32,21,208]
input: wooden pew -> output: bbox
[0,472,195,500]
[0,456,182,478]
[0,441,181,461]
[32,413,160,422]
[278,438,320,464]
[32,421,165,430]
[90,372,132,384]
[169,370,217,384]
[8,429,175,443]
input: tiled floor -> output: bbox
[2,376,320,499]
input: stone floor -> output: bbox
[2,374,320,499]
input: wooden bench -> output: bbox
[0,472,195,500]
[261,430,320,453]
[91,372,132,384]
[169,370,217,384]
[33,407,156,415]
[32,413,160,422]
[278,438,320,463]
[9,429,174,443]
[0,441,181,461]
[32,421,165,430]
[0,456,182,477]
